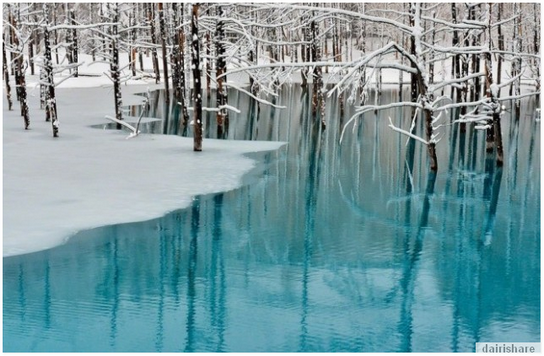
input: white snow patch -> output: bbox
[3,85,285,257]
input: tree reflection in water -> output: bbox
[3,87,540,352]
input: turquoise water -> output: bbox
[3,87,540,352]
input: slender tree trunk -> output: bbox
[130,10,137,77]
[71,8,78,77]
[138,4,144,72]
[43,3,59,137]
[100,4,107,61]
[3,42,13,111]
[158,3,170,105]
[206,6,212,94]
[496,3,503,96]
[179,4,189,128]
[111,3,123,129]
[53,7,59,65]
[451,4,461,103]
[170,3,180,101]
[148,3,160,83]
[10,11,29,129]
[409,4,418,110]
[90,3,96,61]
[484,4,503,165]
[310,16,325,129]
[28,15,35,76]
[216,5,228,138]
[192,4,203,151]
[534,3,541,104]
[428,11,436,85]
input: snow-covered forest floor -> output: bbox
[3,54,284,257]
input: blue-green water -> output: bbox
[3,87,540,352]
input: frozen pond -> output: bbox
[3,87,540,352]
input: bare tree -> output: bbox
[192,4,203,151]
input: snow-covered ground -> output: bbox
[3,67,284,257]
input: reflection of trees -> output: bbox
[397,172,436,352]
[2,91,539,352]
[184,200,200,352]
[299,96,325,350]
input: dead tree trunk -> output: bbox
[496,3,503,97]
[192,4,203,151]
[451,4,461,104]
[510,3,522,118]
[11,11,29,129]
[215,5,228,138]
[205,6,212,94]
[484,4,504,166]
[179,4,190,128]
[3,42,13,111]
[170,3,181,101]
[147,3,160,83]
[158,3,170,105]
[43,3,59,137]
[310,17,325,129]
[70,8,78,77]
[534,3,540,104]
[111,3,123,129]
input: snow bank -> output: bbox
[3,84,284,257]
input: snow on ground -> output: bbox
[3,79,284,257]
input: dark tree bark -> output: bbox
[147,3,160,83]
[71,8,78,78]
[138,4,144,72]
[28,10,35,76]
[310,16,325,129]
[470,4,482,103]
[170,3,181,101]
[496,3,503,96]
[158,3,169,105]
[215,5,228,138]
[192,4,203,151]
[111,3,123,129]
[409,4,418,110]
[206,6,212,94]
[509,3,522,119]
[10,10,29,129]
[43,3,59,137]
[534,3,541,103]
[179,4,190,128]
[3,41,13,111]
[484,4,504,165]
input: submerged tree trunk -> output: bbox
[496,3,503,96]
[534,3,541,104]
[310,17,325,129]
[484,4,504,166]
[192,4,203,151]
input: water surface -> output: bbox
[4,87,540,352]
